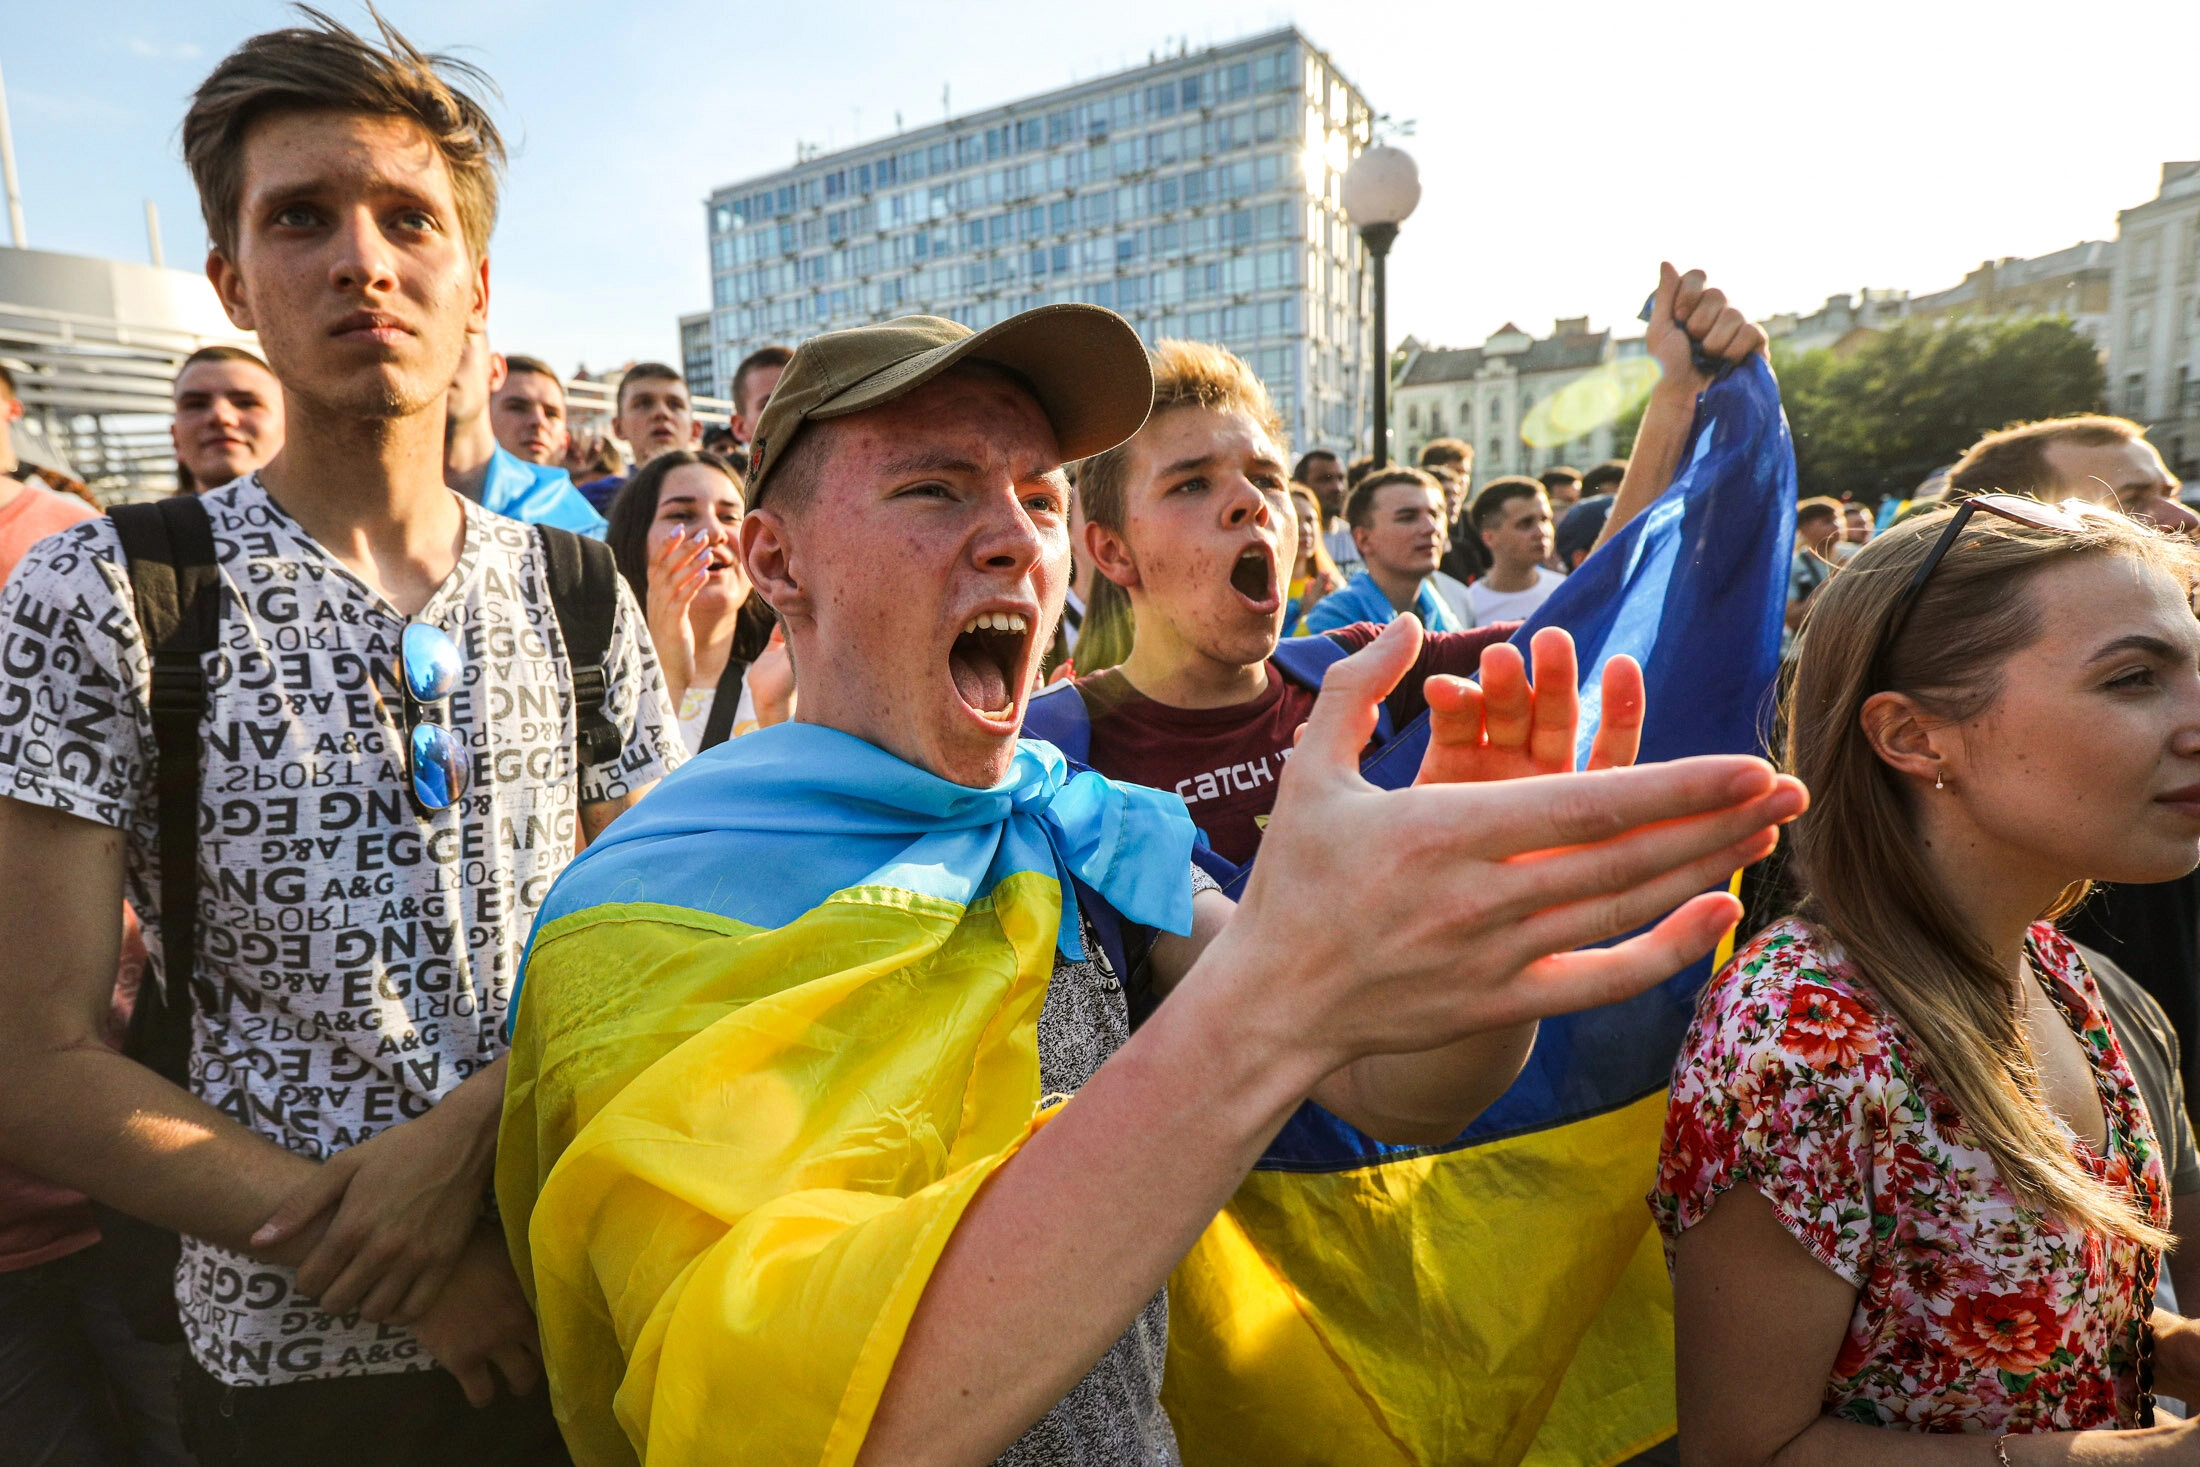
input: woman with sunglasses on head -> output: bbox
[1657,495,2200,1461]
[606,450,792,756]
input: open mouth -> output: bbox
[1229,545,1279,611]
[948,611,1032,724]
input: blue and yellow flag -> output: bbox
[1162,355,1796,1467]
[496,725,1194,1467]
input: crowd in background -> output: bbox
[7,9,2200,1467]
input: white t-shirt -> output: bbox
[1467,565,1566,626]
[0,476,681,1387]
[673,667,760,756]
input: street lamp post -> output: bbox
[1341,145,1420,466]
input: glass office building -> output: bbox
[702,29,1376,452]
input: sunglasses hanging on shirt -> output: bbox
[398,621,471,813]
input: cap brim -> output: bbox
[806,303,1153,463]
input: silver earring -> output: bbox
[1934,769,1945,790]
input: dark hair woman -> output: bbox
[1657,496,2200,1459]
[605,450,788,755]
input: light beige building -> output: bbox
[2108,162,2200,476]
[1762,288,1912,356]
[1908,240,2114,346]
[1392,319,1644,488]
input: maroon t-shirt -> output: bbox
[1076,622,1517,865]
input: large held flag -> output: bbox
[495,726,1194,1467]
[1162,354,1797,1467]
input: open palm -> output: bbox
[1416,626,1644,786]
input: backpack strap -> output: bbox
[696,653,754,752]
[107,496,220,1087]
[535,525,625,770]
[1020,679,1093,763]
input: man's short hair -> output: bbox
[1580,459,1627,496]
[1470,475,1546,531]
[183,8,504,264]
[1346,466,1441,532]
[1345,455,1378,490]
[1418,437,1472,471]
[501,354,564,398]
[1540,465,1583,491]
[1291,448,1340,482]
[176,344,272,380]
[1796,495,1843,526]
[1947,414,2146,499]
[1078,339,1285,535]
[616,362,685,414]
[731,345,794,413]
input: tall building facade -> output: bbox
[2108,162,2200,476]
[699,30,1376,452]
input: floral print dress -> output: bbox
[1652,918,2167,1432]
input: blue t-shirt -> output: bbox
[577,473,628,515]
[1304,569,1463,634]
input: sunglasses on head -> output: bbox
[399,621,471,813]
[1868,493,2114,684]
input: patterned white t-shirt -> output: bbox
[0,476,681,1386]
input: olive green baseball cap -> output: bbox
[746,304,1153,502]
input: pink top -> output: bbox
[0,477,96,587]
[1653,919,2166,1433]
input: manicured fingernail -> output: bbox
[250,1225,276,1246]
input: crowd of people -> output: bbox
[4,11,2200,1467]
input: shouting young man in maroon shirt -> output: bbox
[1030,266,1765,868]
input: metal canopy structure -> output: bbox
[0,247,254,501]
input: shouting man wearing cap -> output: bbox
[496,306,1804,1467]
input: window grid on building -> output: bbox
[700,30,1374,452]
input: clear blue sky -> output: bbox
[6,0,2196,377]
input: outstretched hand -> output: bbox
[1418,626,1644,785]
[1226,616,1803,1076]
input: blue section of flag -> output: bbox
[1262,354,1796,1171]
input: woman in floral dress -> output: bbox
[1656,498,2200,1461]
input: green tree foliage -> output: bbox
[1774,315,2106,503]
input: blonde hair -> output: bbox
[1077,339,1286,535]
[1786,505,2198,1245]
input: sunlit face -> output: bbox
[1843,504,1872,544]
[1360,480,1448,581]
[1300,453,1346,517]
[1922,554,2200,886]
[1099,406,1292,671]
[491,367,567,466]
[172,357,283,490]
[2046,437,2180,512]
[208,111,485,424]
[746,369,1066,788]
[1544,476,1581,515]
[615,376,696,467]
[1292,494,1321,577]
[1478,488,1554,575]
[651,462,747,616]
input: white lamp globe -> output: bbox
[1342,145,1421,228]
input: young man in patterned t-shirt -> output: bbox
[0,13,678,1464]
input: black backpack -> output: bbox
[94,494,621,1338]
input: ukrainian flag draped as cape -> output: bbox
[496,725,1195,1467]
[1162,355,1797,1467]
